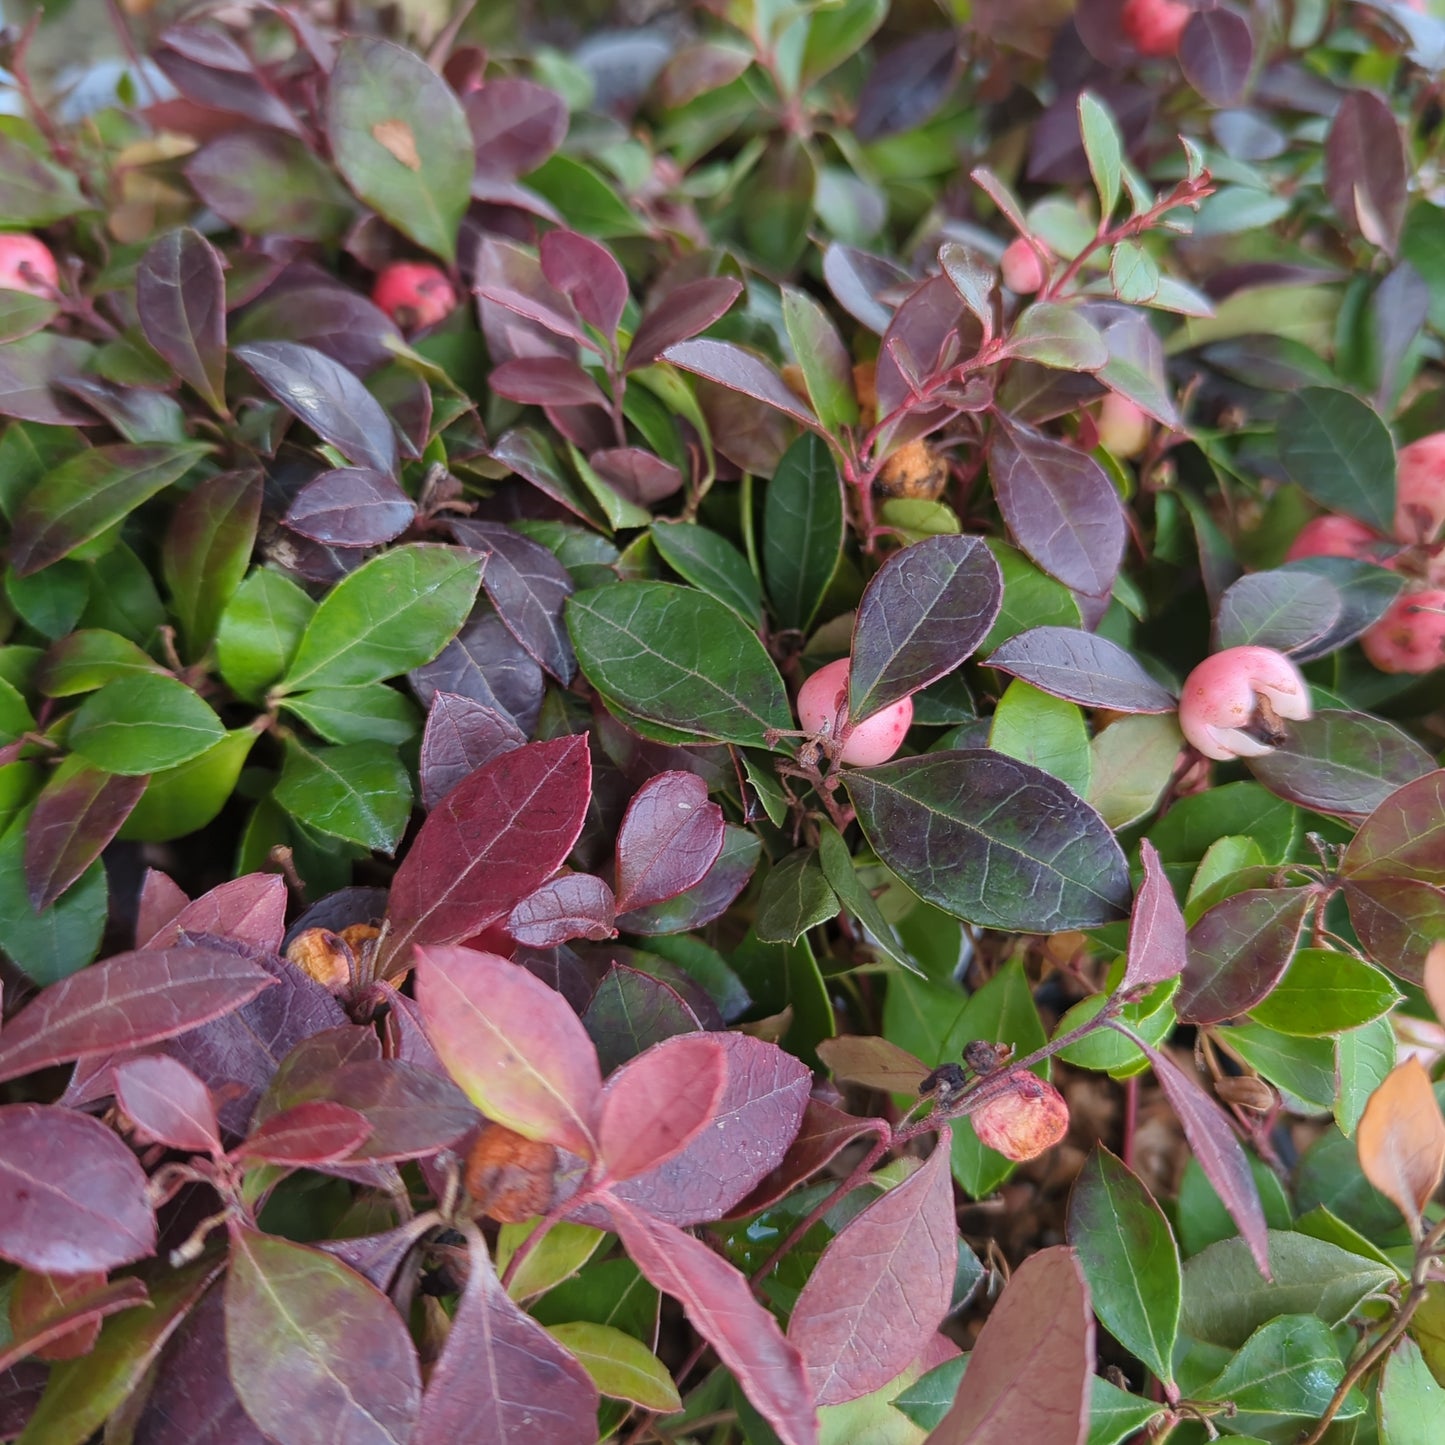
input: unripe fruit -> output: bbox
[1394,432,1445,544]
[0,234,58,296]
[1000,237,1048,294]
[371,261,458,330]
[1360,588,1445,674]
[1096,394,1151,460]
[796,657,913,766]
[1121,0,1192,56]
[1285,514,1385,563]
[969,1070,1070,1161]
[1178,645,1312,761]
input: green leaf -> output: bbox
[1109,241,1160,304]
[650,521,762,626]
[0,122,88,225]
[1054,980,1177,1078]
[524,155,650,239]
[273,738,412,854]
[1247,948,1401,1036]
[1068,1146,1181,1387]
[1335,1014,1396,1136]
[0,809,106,984]
[495,1220,605,1302]
[544,1322,681,1411]
[782,287,858,432]
[800,0,888,86]
[1380,1337,1445,1445]
[1225,1023,1337,1113]
[118,729,258,843]
[567,581,792,746]
[326,37,472,262]
[939,241,996,336]
[763,433,844,633]
[1008,303,1108,372]
[1088,713,1182,828]
[69,674,225,775]
[216,568,316,703]
[35,629,166,697]
[1087,1376,1164,1445]
[1197,1314,1362,1429]
[278,544,483,693]
[817,821,924,976]
[280,685,420,745]
[989,679,1092,797]
[0,674,36,744]
[1176,1154,1293,1259]
[980,540,1082,651]
[1277,387,1397,535]
[744,136,815,272]
[755,849,838,944]
[1079,93,1123,219]
[5,559,89,640]
[9,443,209,577]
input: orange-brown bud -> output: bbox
[284,928,354,992]
[464,1122,557,1223]
[970,1070,1070,1161]
[875,439,949,501]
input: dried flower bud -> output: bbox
[284,928,354,992]
[969,1070,1070,1161]
[875,439,949,501]
[1177,645,1312,761]
[1215,1076,1276,1112]
[464,1122,557,1223]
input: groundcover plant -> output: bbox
[1,0,1444,1441]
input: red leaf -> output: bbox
[1176,887,1313,1024]
[490,356,609,410]
[540,230,628,337]
[626,277,743,368]
[233,1101,373,1166]
[731,1098,888,1216]
[113,1055,220,1153]
[0,1104,156,1272]
[599,1032,727,1183]
[473,236,586,349]
[787,1137,957,1405]
[589,447,683,505]
[419,693,527,810]
[382,735,592,974]
[412,1222,598,1445]
[467,78,568,179]
[611,1198,817,1445]
[0,946,276,1085]
[507,873,617,947]
[0,1274,148,1370]
[24,766,148,910]
[135,868,189,947]
[141,873,288,951]
[930,1245,1092,1445]
[1120,839,1188,992]
[414,944,602,1156]
[614,771,726,913]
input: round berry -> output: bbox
[1178,645,1312,761]
[1360,589,1445,674]
[1000,237,1048,295]
[970,1070,1070,1162]
[371,261,458,330]
[796,657,913,767]
[1096,394,1151,460]
[1121,0,1193,57]
[1285,514,1386,564]
[0,234,58,297]
[1394,432,1445,545]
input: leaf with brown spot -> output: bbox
[1357,1058,1445,1237]
[371,119,422,171]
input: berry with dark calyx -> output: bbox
[1360,588,1445,674]
[371,261,458,331]
[0,234,59,296]
[1178,645,1312,761]
[796,657,913,766]
[969,1070,1070,1162]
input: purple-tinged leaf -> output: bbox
[136,869,189,946]
[1343,877,1445,986]
[284,468,416,548]
[582,964,703,1073]
[1326,89,1407,252]
[1341,769,1445,885]
[987,627,1178,713]
[142,873,288,951]
[136,227,228,415]
[1134,1038,1270,1276]
[412,1222,598,1445]
[451,519,577,683]
[1176,888,1317,1024]
[590,447,683,505]
[929,1246,1091,1445]
[0,1362,45,1437]
[419,693,527,810]
[0,333,95,426]
[627,277,744,369]
[0,1275,148,1372]
[618,823,762,934]
[1121,841,1187,993]
[155,29,303,135]
[0,946,276,1086]
[732,1099,886,1216]
[0,1104,155,1272]
[822,243,908,337]
[467,78,569,180]
[609,1198,818,1445]
[1008,303,1108,372]
[318,1216,436,1293]
[235,340,398,474]
[233,1100,373,1166]
[661,338,818,428]
[415,944,602,1155]
[1214,569,1341,655]
[540,230,628,337]
[613,771,725,914]
[473,236,588,348]
[605,1033,811,1225]
[988,416,1126,599]
[788,1138,956,1406]
[854,30,957,141]
[235,278,403,373]
[658,40,753,106]
[488,426,601,528]
[409,604,545,736]
[1179,9,1254,107]
[383,736,592,971]
[490,356,609,410]
[226,1227,421,1445]
[113,1055,219,1153]
[185,132,356,244]
[23,765,147,911]
[508,874,617,947]
[848,535,1003,723]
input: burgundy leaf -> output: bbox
[539,230,628,337]
[822,243,908,336]
[113,1054,220,1153]
[0,1275,148,1371]
[382,735,592,973]
[1175,888,1315,1024]
[467,78,569,179]
[0,333,95,426]
[508,874,617,947]
[1120,840,1188,993]
[1136,1036,1269,1276]
[420,693,528,809]
[142,873,288,950]
[409,603,545,736]
[0,1362,46,1439]
[264,1023,384,1098]
[491,355,609,410]
[874,273,969,417]
[317,1216,436,1292]
[1344,877,1445,985]
[226,1227,421,1445]
[232,1100,373,1165]
[988,415,1127,599]
[1179,9,1254,108]
[986,627,1178,713]
[626,277,743,369]
[236,277,404,373]
[473,236,587,348]
[0,1104,156,1272]
[136,868,189,947]
[598,1033,727,1183]
[929,1245,1091,1445]
[618,824,762,935]
[23,765,148,910]
[284,468,416,548]
[731,1099,888,1216]
[787,1138,957,1405]
[0,946,276,1086]
[154,34,304,136]
[589,446,684,505]
[855,31,958,141]
[582,963,703,1073]
[136,227,229,415]
[451,519,577,682]
[488,426,600,528]
[1325,89,1407,253]
[610,1198,818,1445]
[664,338,819,428]
[411,1222,598,1445]
[614,771,726,914]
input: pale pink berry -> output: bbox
[1285,514,1386,564]
[1122,0,1192,56]
[1000,237,1048,295]
[1360,589,1445,674]
[1178,645,1312,761]
[970,1070,1070,1162]
[1096,394,1151,459]
[0,235,58,297]
[796,657,912,767]
[1394,433,1445,545]
[371,261,458,330]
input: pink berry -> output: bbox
[1121,0,1193,56]
[371,261,458,330]
[1178,645,1312,761]
[1394,433,1445,545]
[0,234,58,297]
[1000,237,1048,295]
[1285,514,1386,564]
[1096,394,1151,459]
[969,1070,1070,1162]
[1360,589,1445,674]
[796,657,913,767]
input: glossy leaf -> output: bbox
[136,228,228,415]
[1078,92,1122,218]
[1345,876,1445,986]
[112,1054,219,1153]
[781,286,858,432]
[1357,1058,1445,1235]
[274,738,411,854]
[1379,1337,1445,1445]
[216,567,315,703]
[1277,387,1396,535]
[1121,840,1188,992]
[542,1321,678,1410]
[163,467,263,657]
[24,763,147,910]
[650,521,762,626]
[763,433,845,634]
[614,771,725,914]
[1248,948,1400,1035]
[468,76,568,179]
[987,626,1177,713]
[662,338,819,428]
[508,873,616,946]
[1176,887,1315,1024]
[1009,303,1108,372]
[68,674,224,775]
[626,277,743,369]
[2,1272,145,1369]
[408,604,544,736]
[284,469,415,548]
[419,693,526,809]
[815,820,923,976]
[1341,770,1445,885]
[1214,569,1341,655]
[755,850,838,945]
[186,132,356,242]
[988,680,1092,798]
[1325,88,1407,253]
[583,964,702,1074]
[143,873,288,951]
[539,229,627,337]
[235,1100,374,1166]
